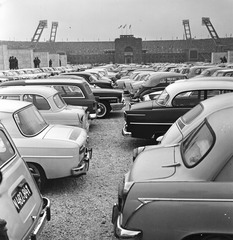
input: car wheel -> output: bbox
[27,162,46,190]
[97,101,111,118]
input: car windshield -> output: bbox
[14,105,48,136]
[181,121,214,167]
[53,93,66,108]
[156,89,170,106]
[0,129,15,167]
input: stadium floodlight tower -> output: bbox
[31,20,48,48]
[202,17,221,45]
[183,20,192,40]
[49,22,58,42]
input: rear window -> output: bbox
[14,105,48,136]
[0,130,15,166]
[181,121,214,168]
[83,82,92,95]
[181,103,203,124]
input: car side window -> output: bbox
[59,85,84,98]
[0,130,15,166]
[172,90,202,107]
[215,155,233,182]
[23,94,50,110]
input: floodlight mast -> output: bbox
[31,20,48,43]
[49,22,58,42]
[183,20,192,40]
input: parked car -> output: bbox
[186,65,214,78]
[131,72,187,102]
[159,92,233,145]
[112,106,233,240]
[0,78,99,120]
[0,100,92,189]
[212,68,233,77]
[134,92,233,158]
[59,72,115,88]
[0,121,51,240]
[123,77,233,139]
[193,66,224,78]
[0,86,90,131]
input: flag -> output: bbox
[129,25,131,29]
[123,24,127,29]
[118,25,122,29]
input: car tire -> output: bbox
[97,101,111,118]
[27,162,46,190]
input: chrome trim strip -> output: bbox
[127,114,145,117]
[138,198,233,203]
[131,122,173,125]
[22,155,74,159]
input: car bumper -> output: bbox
[89,113,97,120]
[71,147,92,176]
[122,123,132,137]
[110,102,125,111]
[31,197,51,240]
[112,203,142,240]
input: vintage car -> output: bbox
[0,78,99,120]
[60,71,115,88]
[212,68,233,77]
[123,71,153,93]
[0,100,92,190]
[112,106,233,240]
[123,78,233,139]
[0,122,51,240]
[186,65,214,78]
[115,69,155,89]
[0,77,125,118]
[131,72,187,101]
[193,66,224,78]
[0,85,90,131]
[134,92,233,158]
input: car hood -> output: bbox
[127,146,176,181]
[130,99,159,110]
[42,125,86,143]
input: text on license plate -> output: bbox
[12,182,33,213]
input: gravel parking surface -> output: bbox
[40,107,154,240]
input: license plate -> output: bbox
[12,182,33,213]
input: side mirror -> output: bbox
[156,135,163,143]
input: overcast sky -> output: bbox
[0,0,233,42]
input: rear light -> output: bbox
[132,146,146,161]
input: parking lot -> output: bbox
[40,108,154,240]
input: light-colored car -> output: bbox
[0,86,90,132]
[0,121,51,239]
[113,106,233,240]
[0,99,92,189]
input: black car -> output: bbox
[59,72,114,89]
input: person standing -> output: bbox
[49,59,52,67]
[33,57,37,68]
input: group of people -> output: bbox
[9,56,19,70]
[33,57,41,68]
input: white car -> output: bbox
[0,100,92,189]
[0,85,90,132]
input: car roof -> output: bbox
[0,99,31,112]
[0,77,88,86]
[166,78,233,93]
[0,85,57,97]
[215,69,233,73]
